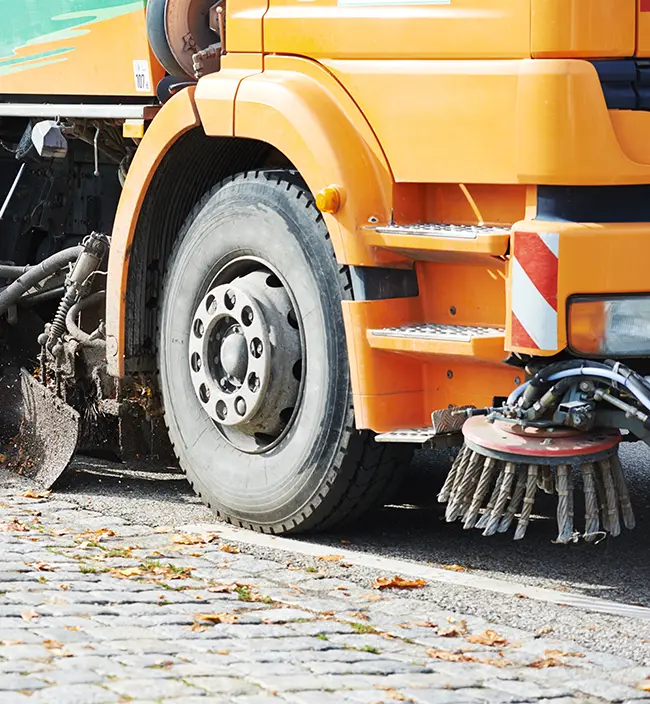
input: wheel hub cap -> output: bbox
[187,266,302,452]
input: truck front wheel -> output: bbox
[158,170,408,533]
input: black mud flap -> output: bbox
[19,368,80,488]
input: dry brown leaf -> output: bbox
[0,453,6,463]
[21,610,39,622]
[442,564,467,572]
[64,626,80,631]
[59,584,70,591]
[1,640,22,646]
[23,489,51,499]
[427,648,512,668]
[289,584,304,593]
[514,593,528,599]
[317,554,344,562]
[439,620,468,638]
[77,528,116,543]
[466,629,508,647]
[545,649,584,659]
[637,681,650,692]
[373,686,408,701]
[427,648,472,663]
[534,625,554,638]
[373,575,426,590]
[194,612,238,625]
[189,623,207,632]
[348,611,369,621]
[216,649,230,655]
[27,561,56,572]
[171,533,216,545]
[219,544,240,554]
[412,621,438,629]
[4,519,29,532]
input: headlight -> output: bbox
[568,296,650,356]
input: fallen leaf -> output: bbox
[27,561,56,572]
[427,648,513,668]
[426,648,471,663]
[289,584,304,593]
[23,489,51,499]
[3,518,29,532]
[534,625,554,638]
[0,640,22,646]
[514,593,528,599]
[317,554,344,562]
[412,621,437,629]
[348,611,369,621]
[373,576,426,590]
[219,544,240,554]
[466,629,508,647]
[194,612,238,625]
[216,649,230,655]
[0,453,6,463]
[439,620,468,638]
[64,626,80,631]
[545,649,584,658]
[442,564,467,572]
[21,610,39,622]
[171,533,216,545]
[638,681,650,692]
[207,583,236,593]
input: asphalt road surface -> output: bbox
[46,441,650,665]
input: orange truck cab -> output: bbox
[0,0,649,539]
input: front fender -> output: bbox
[197,55,394,267]
[106,87,201,377]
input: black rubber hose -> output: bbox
[0,246,82,316]
[0,264,29,280]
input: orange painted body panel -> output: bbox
[0,6,163,97]
[325,59,650,185]
[264,0,529,60]
[226,0,268,53]
[531,0,635,58]
[106,87,200,377]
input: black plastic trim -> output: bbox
[349,266,419,301]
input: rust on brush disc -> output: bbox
[462,416,620,466]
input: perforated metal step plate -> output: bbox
[369,324,505,342]
[375,428,462,447]
[372,223,509,239]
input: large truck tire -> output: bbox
[158,170,410,533]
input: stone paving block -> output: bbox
[186,675,261,695]
[570,678,649,702]
[30,683,121,703]
[0,674,48,691]
[37,669,105,685]
[0,644,54,660]
[284,692,350,703]
[484,678,572,700]
[106,677,202,699]
[305,659,429,676]
[401,689,485,704]
[0,693,33,704]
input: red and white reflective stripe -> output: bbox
[511,231,559,351]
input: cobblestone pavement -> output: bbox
[1,469,650,704]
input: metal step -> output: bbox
[373,223,509,239]
[364,223,510,259]
[375,428,461,448]
[367,324,506,361]
[370,324,504,341]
